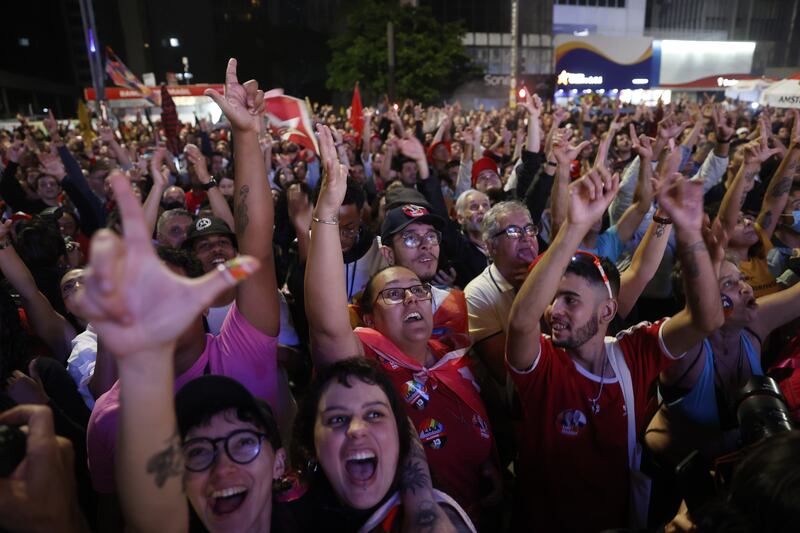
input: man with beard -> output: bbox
[451,189,491,288]
[505,169,723,532]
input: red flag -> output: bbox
[160,85,180,156]
[263,93,319,155]
[350,81,364,143]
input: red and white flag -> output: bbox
[263,91,319,155]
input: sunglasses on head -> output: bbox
[571,250,613,299]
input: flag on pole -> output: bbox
[350,81,364,143]
[105,47,155,105]
[263,92,319,155]
[160,86,180,156]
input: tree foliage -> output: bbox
[326,0,483,103]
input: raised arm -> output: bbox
[99,125,133,171]
[716,137,779,235]
[507,168,619,371]
[305,124,364,365]
[519,93,542,154]
[142,149,170,237]
[617,210,673,319]
[756,111,800,237]
[185,143,235,229]
[658,173,725,356]
[0,221,76,362]
[205,59,280,337]
[550,129,590,234]
[68,172,256,533]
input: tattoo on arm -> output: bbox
[678,241,707,280]
[762,211,773,230]
[401,460,431,496]
[655,222,666,238]
[771,176,792,198]
[413,501,439,533]
[145,431,184,489]
[236,185,250,231]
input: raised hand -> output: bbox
[43,110,60,142]
[712,105,734,141]
[702,216,729,276]
[184,143,210,183]
[656,173,705,233]
[630,123,653,160]
[68,172,259,357]
[552,129,590,166]
[398,131,426,162]
[37,149,67,182]
[658,112,691,141]
[552,106,569,126]
[0,405,85,533]
[567,168,620,227]
[743,134,780,171]
[287,182,312,232]
[6,140,27,164]
[98,125,116,144]
[315,124,348,218]
[204,58,265,134]
[149,147,170,189]
[520,92,543,118]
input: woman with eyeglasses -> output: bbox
[305,124,501,524]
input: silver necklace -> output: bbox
[588,355,608,415]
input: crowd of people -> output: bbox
[1,57,800,532]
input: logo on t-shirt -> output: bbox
[555,409,587,437]
[419,418,447,449]
[473,413,490,440]
[402,380,429,410]
[375,354,400,371]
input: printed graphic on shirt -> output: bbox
[402,380,429,410]
[473,413,490,440]
[375,353,400,372]
[419,418,448,449]
[555,409,587,437]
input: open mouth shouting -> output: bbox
[403,311,423,323]
[344,449,378,486]
[209,485,248,516]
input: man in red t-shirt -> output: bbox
[506,168,724,532]
[305,125,501,522]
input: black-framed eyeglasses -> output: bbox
[398,231,442,249]
[182,429,267,472]
[492,224,539,240]
[374,283,433,305]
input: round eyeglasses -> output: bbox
[397,231,442,249]
[182,429,267,472]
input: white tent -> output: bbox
[760,76,800,108]
[725,78,773,102]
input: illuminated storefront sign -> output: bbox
[557,70,603,85]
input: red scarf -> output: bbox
[355,328,487,421]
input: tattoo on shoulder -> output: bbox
[236,185,250,231]
[145,431,184,489]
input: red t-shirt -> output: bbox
[185,189,207,214]
[508,320,677,533]
[357,332,494,520]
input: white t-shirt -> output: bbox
[67,324,98,410]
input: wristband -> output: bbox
[202,178,218,190]
[653,215,673,225]
[0,239,11,250]
[312,216,339,225]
